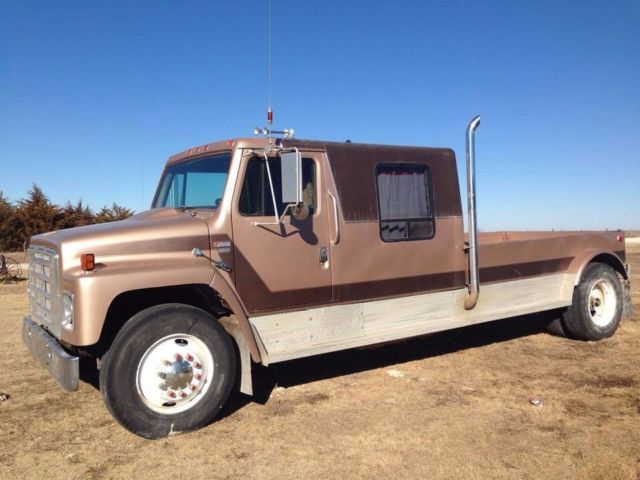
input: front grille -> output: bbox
[28,246,62,338]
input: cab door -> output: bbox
[231,149,332,314]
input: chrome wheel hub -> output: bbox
[588,279,617,328]
[136,334,214,414]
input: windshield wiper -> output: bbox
[180,207,198,217]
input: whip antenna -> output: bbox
[268,0,272,131]
[253,0,295,143]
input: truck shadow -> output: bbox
[219,309,563,419]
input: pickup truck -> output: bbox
[22,117,632,438]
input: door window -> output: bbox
[239,156,316,216]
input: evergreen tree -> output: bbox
[60,200,95,229]
[0,185,135,251]
[14,184,62,249]
[0,192,17,251]
[94,202,134,223]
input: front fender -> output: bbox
[61,260,215,346]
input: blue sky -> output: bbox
[1,0,638,230]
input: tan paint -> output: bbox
[31,208,215,346]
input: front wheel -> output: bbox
[99,304,236,438]
[562,263,623,341]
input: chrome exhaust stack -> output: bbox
[464,115,481,310]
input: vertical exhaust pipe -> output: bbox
[464,115,481,310]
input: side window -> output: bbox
[239,156,316,216]
[376,164,435,242]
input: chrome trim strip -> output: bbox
[328,190,340,245]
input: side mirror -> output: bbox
[281,151,302,204]
[281,150,309,221]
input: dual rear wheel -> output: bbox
[548,262,623,340]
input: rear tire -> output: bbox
[99,303,236,439]
[563,263,623,341]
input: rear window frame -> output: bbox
[374,162,437,243]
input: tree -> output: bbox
[60,200,95,229]
[0,192,17,251]
[94,202,134,223]
[13,184,63,249]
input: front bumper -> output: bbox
[22,316,79,391]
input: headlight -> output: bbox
[62,292,74,331]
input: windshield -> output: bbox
[153,152,231,209]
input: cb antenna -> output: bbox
[267,0,272,138]
[253,0,294,143]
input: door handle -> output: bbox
[327,191,340,245]
[319,246,328,264]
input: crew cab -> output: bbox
[22,117,632,438]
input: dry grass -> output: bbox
[1,245,639,479]
[0,251,27,264]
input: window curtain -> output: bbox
[377,168,429,220]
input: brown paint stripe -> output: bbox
[479,257,573,284]
[245,257,575,315]
[334,271,465,304]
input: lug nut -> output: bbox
[191,384,198,391]
[180,392,187,399]
[168,391,177,399]
[194,373,202,381]
[194,362,202,369]
[186,354,194,362]
[174,353,183,361]
[158,372,166,379]
[159,383,167,391]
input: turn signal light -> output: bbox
[81,253,95,271]
[616,233,625,242]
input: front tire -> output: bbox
[562,263,623,341]
[99,304,236,439]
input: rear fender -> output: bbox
[568,249,632,319]
[568,249,628,286]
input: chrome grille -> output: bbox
[28,246,62,338]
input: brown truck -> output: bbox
[23,117,632,438]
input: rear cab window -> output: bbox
[376,163,435,242]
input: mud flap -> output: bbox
[622,279,633,319]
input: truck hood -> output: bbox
[30,208,212,273]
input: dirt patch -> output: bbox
[1,245,639,479]
[575,375,637,389]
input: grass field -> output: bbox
[0,244,638,479]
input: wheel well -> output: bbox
[589,254,628,280]
[91,284,230,358]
